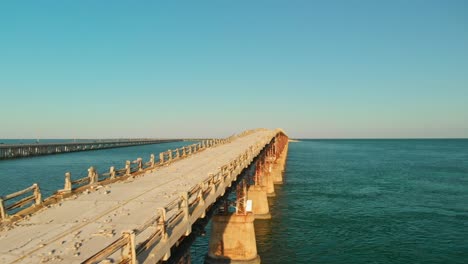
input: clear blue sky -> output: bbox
[1,1,467,138]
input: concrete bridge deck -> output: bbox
[0,129,276,263]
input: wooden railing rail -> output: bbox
[82,230,136,264]
[0,183,42,220]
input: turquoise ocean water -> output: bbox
[1,139,467,263]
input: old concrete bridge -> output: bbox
[0,128,289,264]
[0,139,184,160]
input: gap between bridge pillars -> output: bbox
[205,213,260,264]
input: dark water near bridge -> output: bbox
[1,139,467,263]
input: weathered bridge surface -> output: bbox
[0,129,279,263]
[0,139,182,160]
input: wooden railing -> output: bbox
[82,130,278,264]
[0,129,271,222]
[0,184,42,219]
[83,230,137,264]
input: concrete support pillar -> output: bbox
[247,186,271,219]
[262,165,275,197]
[205,213,260,264]
[150,154,155,167]
[272,165,283,184]
[273,143,288,184]
[159,153,165,164]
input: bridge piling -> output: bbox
[206,174,261,264]
[261,161,276,197]
[205,131,289,264]
[205,213,260,264]
[247,186,270,220]
[247,160,271,220]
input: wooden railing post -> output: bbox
[64,172,72,192]
[180,192,191,236]
[88,167,97,185]
[137,158,143,171]
[125,161,131,176]
[150,154,155,167]
[121,231,137,264]
[168,150,172,161]
[0,198,7,220]
[209,174,216,196]
[33,183,42,205]
[158,207,171,260]
[159,153,164,164]
[182,147,186,157]
[109,166,116,179]
[175,149,180,159]
[198,183,206,218]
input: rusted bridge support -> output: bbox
[247,186,270,220]
[206,214,259,264]
[271,134,289,184]
[263,161,276,197]
[205,131,289,263]
[206,180,261,264]
[247,160,271,219]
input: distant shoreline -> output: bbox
[289,139,301,142]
